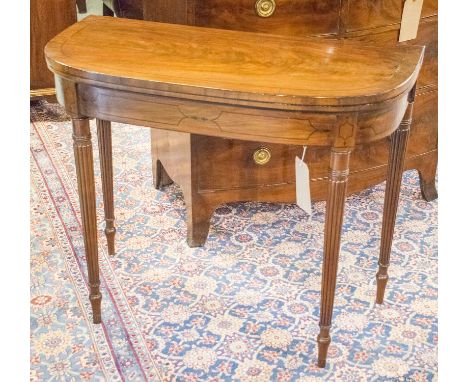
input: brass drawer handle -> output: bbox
[255,0,276,17]
[253,147,272,165]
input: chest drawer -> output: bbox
[345,0,438,32]
[195,137,308,192]
[189,0,341,36]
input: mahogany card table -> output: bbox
[45,15,424,367]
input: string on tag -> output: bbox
[301,146,313,226]
[301,146,307,161]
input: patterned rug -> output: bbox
[30,100,438,382]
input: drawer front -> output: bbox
[345,0,438,32]
[196,138,305,191]
[345,18,437,89]
[190,0,341,36]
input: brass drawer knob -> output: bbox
[253,147,272,165]
[255,0,276,17]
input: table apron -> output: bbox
[67,82,408,148]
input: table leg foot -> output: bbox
[376,265,389,304]
[73,117,102,324]
[317,326,331,368]
[90,284,102,324]
[97,119,116,257]
[104,227,116,257]
[376,88,414,304]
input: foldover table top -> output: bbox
[45,15,424,109]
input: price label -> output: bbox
[295,153,312,217]
[399,0,424,42]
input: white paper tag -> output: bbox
[295,156,312,217]
[399,0,424,42]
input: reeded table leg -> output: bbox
[317,148,352,368]
[73,117,102,324]
[376,89,415,304]
[97,119,116,257]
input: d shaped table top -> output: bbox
[45,15,424,110]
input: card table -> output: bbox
[45,15,424,367]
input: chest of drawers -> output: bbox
[143,0,438,246]
[30,0,77,97]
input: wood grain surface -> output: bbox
[45,16,424,108]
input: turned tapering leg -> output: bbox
[317,148,352,368]
[72,117,102,324]
[97,119,116,257]
[376,90,415,304]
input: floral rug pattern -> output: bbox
[30,100,438,381]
